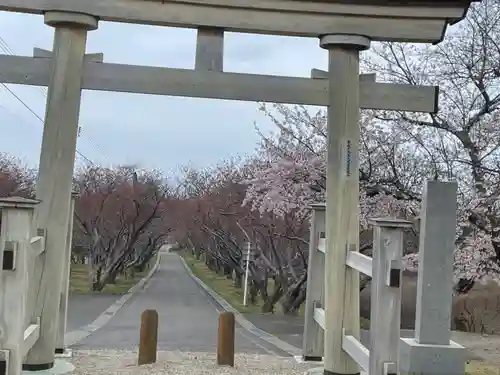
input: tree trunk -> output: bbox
[107,273,118,284]
[93,260,125,291]
[194,248,201,260]
[281,284,306,315]
[261,276,285,314]
[261,299,274,313]
[249,281,259,305]
[233,270,242,288]
[224,265,232,279]
[92,267,103,291]
[281,274,308,314]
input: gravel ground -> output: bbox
[69,350,317,374]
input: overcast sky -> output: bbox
[0,11,328,176]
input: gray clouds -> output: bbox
[0,10,327,174]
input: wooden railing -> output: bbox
[0,193,76,375]
[0,197,45,375]
[302,181,466,375]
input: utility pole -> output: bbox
[243,242,251,307]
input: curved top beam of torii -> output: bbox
[0,0,481,43]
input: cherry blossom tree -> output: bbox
[365,0,500,292]
[245,0,500,294]
[170,159,311,314]
[0,153,35,198]
[73,165,170,291]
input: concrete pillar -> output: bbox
[415,181,458,344]
[24,12,98,370]
[56,192,78,354]
[399,181,465,375]
[320,34,370,375]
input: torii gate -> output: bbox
[0,1,478,374]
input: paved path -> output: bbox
[70,253,290,356]
[67,294,121,332]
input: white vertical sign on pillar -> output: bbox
[320,34,370,375]
[25,11,98,370]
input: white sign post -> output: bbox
[243,242,251,307]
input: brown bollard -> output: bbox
[138,309,159,365]
[217,312,235,366]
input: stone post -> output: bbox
[320,34,370,375]
[24,12,98,370]
[399,181,465,375]
[56,191,78,354]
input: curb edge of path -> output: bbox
[178,253,302,357]
[65,252,162,347]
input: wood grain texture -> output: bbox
[323,41,364,374]
[195,28,224,72]
[217,312,235,367]
[25,16,95,367]
[302,206,325,360]
[0,55,439,113]
[33,48,104,63]
[0,0,473,42]
[56,193,77,352]
[138,310,158,365]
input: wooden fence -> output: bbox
[303,181,466,375]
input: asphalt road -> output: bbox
[67,294,121,332]
[69,253,290,355]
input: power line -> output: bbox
[0,35,105,165]
[0,36,47,98]
[0,81,95,164]
[0,82,95,164]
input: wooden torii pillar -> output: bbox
[24,11,98,371]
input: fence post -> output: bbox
[217,312,235,367]
[0,197,39,375]
[138,309,158,365]
[369,217,412,375]
[399,181,465,375]
[56,191,78,355]
[302,203,326,361]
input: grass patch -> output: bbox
[70,254,158,295]
[180,250,262,314]
[181,250,372,326]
